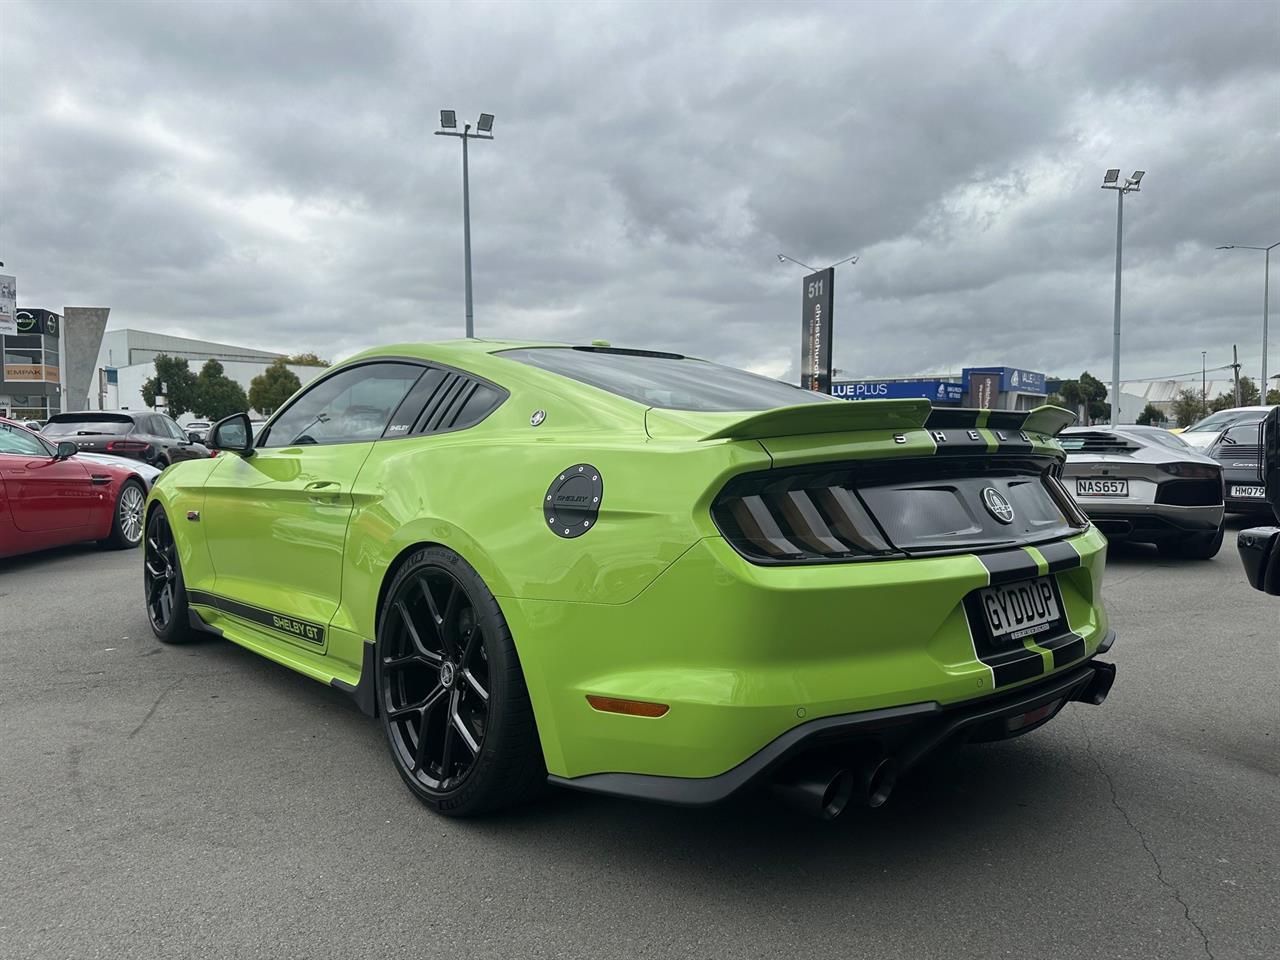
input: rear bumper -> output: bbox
[505,527,1111,784]
[1079,501,1222,540]
[550,649,1116,806]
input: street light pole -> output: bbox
[1202,351,1208,417]
[1217,241,1279,396]
[436,110,495,339]
[1101,169,1144,425]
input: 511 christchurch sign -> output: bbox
[800,267,834,393]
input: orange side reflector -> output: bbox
[586,695,669,718]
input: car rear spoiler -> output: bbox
[699,401,1076,442]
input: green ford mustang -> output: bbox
[143,341,1115,819]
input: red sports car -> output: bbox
[0,416,148,560]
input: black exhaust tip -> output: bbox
[1078,661,1116,706]
[771,764,855,820]
[858,756,897,809]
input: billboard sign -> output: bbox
[0,275,15,336]
[15,308,60,337]
[832,380,964,403]
[969,372,1001,409]
[800,267,834,393]
[1001,367,1046,394]
[3,363,59,383]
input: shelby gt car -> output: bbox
[143,341,1115,819]
[1059,425,1224,558]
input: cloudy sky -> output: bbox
[1,0,1277,385]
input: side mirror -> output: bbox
[209,412,253,456]
[54,440,77,461]
[1238,526,1280,595]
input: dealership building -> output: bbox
[92,329,325,419]
[832,366,1049,411]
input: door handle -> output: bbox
[304,480,342,502]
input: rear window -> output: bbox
[1220,421,1264,445]
[44,414,134,437]
[499,347,835,412]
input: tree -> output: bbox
[1171,388,1207,427]
[141,355,198,417]
[1053,371,1110,423]
[1207,376,1260,414]
[249,358,302,416]
[286,352,329,367]
[1136,403,1163,426]
[192,359,249,421]
[1268,388,1280,405]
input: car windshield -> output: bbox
[499,347,836,412]
[44,414,133,437]
[1185,410,1257,433]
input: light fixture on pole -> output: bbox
[436,110,495,338]
[1216,241,1279,394]
[1101,169,1144,424]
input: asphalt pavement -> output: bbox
[1,526,1276,960]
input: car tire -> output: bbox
[101,479,146,550]
[1159,526,1224,560]
[143,506,195,644]
[376,546,545,818]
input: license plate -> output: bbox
[1231,485,1265,499]
[1076,478,1128,497]
[978,577,1062,642]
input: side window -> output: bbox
[1222,422,1263,445]
[382,367,505,438]
[161,416,188,441]
[0,423,53,456]
[260,363,423,448]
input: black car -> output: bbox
[43,411,213,467]
[1206,417,1274,517]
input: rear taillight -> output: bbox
[107,440,150,453]
[1157,462,1219,478]
[712,474,891,562]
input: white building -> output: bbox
[1106,378,1242,424]
[91,329,325,422]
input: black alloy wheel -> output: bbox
[381,566,492,792]
[144,507,192,643]
[376,547,544,817]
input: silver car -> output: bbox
[1059,425,1224,558]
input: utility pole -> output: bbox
[1217,241,1279,391]
[1101,169,1145,424]
[1232,345,1241,406]
[1202,351,1208,417]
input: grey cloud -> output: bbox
[1,0,1277,386]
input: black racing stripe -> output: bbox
[1038,540,1082,574]
[977,549,1040,585]
[963,591,1045,687]
[1038,630,1088,668]
[185,590,325,645]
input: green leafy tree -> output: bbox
[141,355,198,417]
[286,352,329,367]
[1136,403,1163,426]
[1208,376,1261,414]
[1268,388,1280,405]
[1053,371,1110,423]
[1171,388,1207,427]
[192,359,250,421]
[249,358,302,416]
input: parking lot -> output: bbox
[1,529,1275,960]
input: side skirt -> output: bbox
[330,640,378,717]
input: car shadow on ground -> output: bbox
[0,540,113,577]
